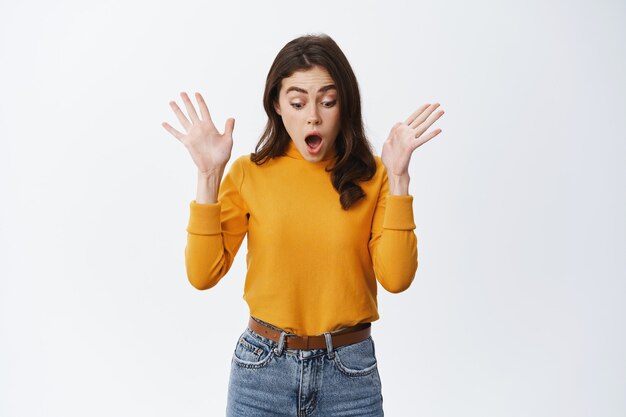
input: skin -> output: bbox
[382,103,445,195]
[161,70,444,200]
[273,65,341,163]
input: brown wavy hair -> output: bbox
[250,33,377,210]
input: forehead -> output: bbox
[280,66,335,92]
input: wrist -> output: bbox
[198,165,224,178]
[196,167,224,204]
[388,173,410,196]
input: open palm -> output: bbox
[162,91,235,174]
[381,103,444,177]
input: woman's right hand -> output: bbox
[162,92,234,174]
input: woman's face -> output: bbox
[274,65,341,162]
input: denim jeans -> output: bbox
[225,317,384,416]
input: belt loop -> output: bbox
[324,332,335,359]
[275,330,287,356]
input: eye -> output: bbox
[322,100,337,108]
[290,102,304,110]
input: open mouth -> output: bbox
[305,135,323,153]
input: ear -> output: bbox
[274,100,282,116]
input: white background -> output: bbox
[1,0,624,416]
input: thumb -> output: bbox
[224,117,235,137]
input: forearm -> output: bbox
[373,229,418,293]
[185,234,230,290]
[196,166,225,204]
[185,199,243,290]
[371,193,418,293]
[186,158,248,291]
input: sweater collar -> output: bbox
[284,139,337,163]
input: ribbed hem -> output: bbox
[186,200,222,235]
[382,195,416,230]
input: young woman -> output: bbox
[162,33,444,417]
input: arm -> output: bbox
[185,157,249,290]
[368,163,418,293]
[373,101,444,292]
[160,91,240,290]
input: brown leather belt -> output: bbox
[247,316,371,350]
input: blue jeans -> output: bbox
[226,317,384,416]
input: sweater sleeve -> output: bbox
[368,163,418,293]
[184,156,249,290]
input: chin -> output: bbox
[303,154,322,162]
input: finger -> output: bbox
[404,103,431,125]
[412,128,442,151]
[408,103,441,130]
[195,92,214,124]
[224,117,235,137]
[414,109,445,138]
[161,121,185,141]
[180,91,201,124]
[169,100,192,131]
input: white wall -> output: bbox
[1,0,624,416]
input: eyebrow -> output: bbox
[284,84,337,95]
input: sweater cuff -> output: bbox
[186,200,222,235]
[382,195,416,230]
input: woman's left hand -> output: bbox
[381,103,445,183]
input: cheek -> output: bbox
[281,113,299,132]
[330,110,341,129]
[287,108,307,122]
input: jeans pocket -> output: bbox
[232,328,274,369]
[332,336,378,377]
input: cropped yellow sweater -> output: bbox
[185,140,418,336]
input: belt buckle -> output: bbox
[281,331,297,350]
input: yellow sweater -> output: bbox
[185,139,418,336]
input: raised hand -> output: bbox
[381,103,444,178]
[162,92,235,174]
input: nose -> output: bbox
[307,104,320,125]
